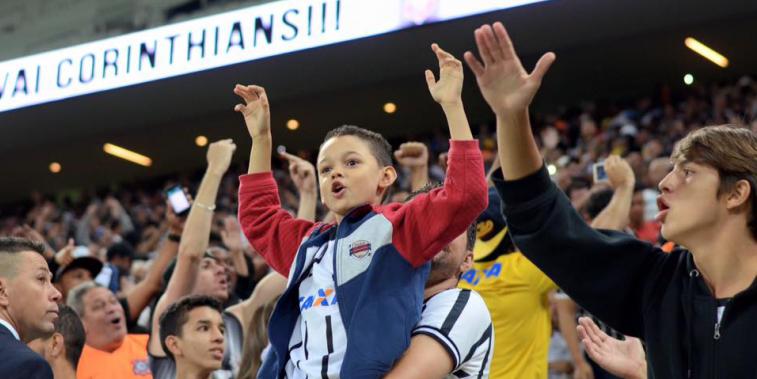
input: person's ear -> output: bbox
[726,179,752,211]
[165,335,182,358]
[49,333,65,359]
[460,253,474,274]
[378,166,398,193]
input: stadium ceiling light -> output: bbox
[684,74,694,85]
[49,162,61,173]
[287,119,300,130]
[103,143,152,167]
[684,37,729,68]
[195,135,208,147]
[383,102,397,114]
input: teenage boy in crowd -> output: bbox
[28,305,86,379]
[148,139,287,379]
[236,43,487,378]
[158,296,227,379]
[466,21,757,378]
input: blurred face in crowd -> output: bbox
[657,162,724,247]
[647,158,673,188]
[193,256,229,302]
[317,135,396,220]
[207,247,237,297]
[80,287,126,351]
[0,252,61,342]
[426,232,473,287]
[630,191,646,226]
[166,306,225,372]
[110,256,132,274]
[56,268,93,302]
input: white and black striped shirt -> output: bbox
[414,289,494,379]
[285,242,347,379]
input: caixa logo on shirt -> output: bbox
[348,240,372,258]
[300,288,338,310]
[461,262,503,286]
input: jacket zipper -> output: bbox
[712,302,728,379]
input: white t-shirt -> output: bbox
[285,243,347,379]
[413,289,494,379]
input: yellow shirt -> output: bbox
[77,334,152,379]
[459,252,556,379]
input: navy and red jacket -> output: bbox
[238,140,488,379]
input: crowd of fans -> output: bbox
[0,20,755,379]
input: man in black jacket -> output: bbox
[0,237,62,379]
[463,22,757,378]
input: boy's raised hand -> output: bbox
[463,22,555,116]
[234,84,271,138]
[425,43,464,106]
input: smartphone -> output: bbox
[593,162,609,183]
[166,186,191,216]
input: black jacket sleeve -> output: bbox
[493,165,676,337]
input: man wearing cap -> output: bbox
[0,237,62,379]
[458,188,559,379]
[55,255,103,303]
[54,236,178,334]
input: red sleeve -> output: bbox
[238,172,316,276]
[380,140,488,267]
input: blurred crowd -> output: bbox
[0,71,755,379]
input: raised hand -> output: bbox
[233,84,271,138]
[464,22,555,115]
[54,238,76,266]
[394,142,429,170]
[221,215,244,252]
[425,43,464,106]
[279,150,316,194]
[604,155,636,190]
[577,317,647,379]
[207,139,237,176]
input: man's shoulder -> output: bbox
[421,288,491,326]
[0,339,52,376]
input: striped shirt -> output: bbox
[414,289,494,379]
[285,241,346,379]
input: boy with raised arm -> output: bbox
[466,22,757,378]
[235,43,487,378]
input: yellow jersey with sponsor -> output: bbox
[458,252,556,379]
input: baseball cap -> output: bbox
[473,188,516,261]
[54,256,104,283]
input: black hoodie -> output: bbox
[493,165,757,379]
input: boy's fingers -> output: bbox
[425,69,437,88]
